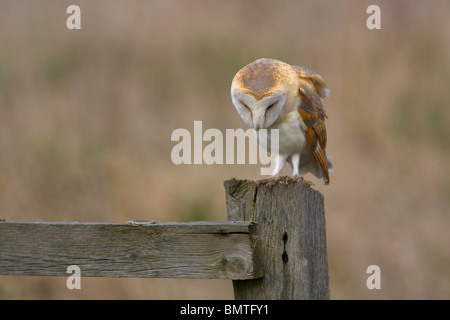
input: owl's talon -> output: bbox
[299,177,315,187]
[257,175,315,187]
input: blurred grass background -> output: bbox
[1,0,450,299]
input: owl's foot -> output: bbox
[255,175,314,190]
[255,175,285,190]
[289,175,315,187]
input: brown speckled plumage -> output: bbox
[234,59,288,100]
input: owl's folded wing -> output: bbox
[297,71,331,184]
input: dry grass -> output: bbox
[1,0,450,299]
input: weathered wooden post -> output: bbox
[224,178,329,300]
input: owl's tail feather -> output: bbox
[321,154,333,185]
[314,146,330,185]
[327,154,333,174]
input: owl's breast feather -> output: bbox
[254,110,306,155]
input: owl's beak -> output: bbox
[252,109,266,130]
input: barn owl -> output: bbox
[231,58,333,185]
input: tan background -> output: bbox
[1,0,449,299]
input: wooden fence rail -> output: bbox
[0,220,260,280]
[0,179,329,300]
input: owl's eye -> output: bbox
[267,103,275,109]
[242,103,250,109]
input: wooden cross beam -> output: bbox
[0,220,261,280]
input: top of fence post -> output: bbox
[225,178,329,300]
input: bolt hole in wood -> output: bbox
[282,232,288,263]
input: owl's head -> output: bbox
[231,58,288,130]
[231,58,330,130]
